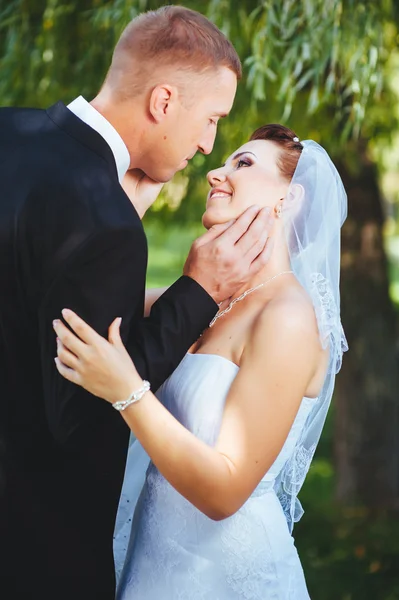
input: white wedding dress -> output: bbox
[114,352,316,599]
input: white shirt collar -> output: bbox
[67,96,130,182]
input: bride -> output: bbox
[53,124,348,599]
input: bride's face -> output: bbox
[203,140,289,229]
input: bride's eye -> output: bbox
[237,158,252,169]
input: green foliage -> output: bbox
[297,467,399,600]
[144,221,204,286]
[1,1,398,224]
[1,1,396,132]
[207,1,393,136]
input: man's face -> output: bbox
[141,67,237,182]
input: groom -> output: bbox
[0,6,273,599]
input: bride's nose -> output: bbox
[207,167,227,187]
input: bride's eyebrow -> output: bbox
[222,150,257,167]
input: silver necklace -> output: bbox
[209,270,294,328]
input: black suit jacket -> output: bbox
[0,102,217,599]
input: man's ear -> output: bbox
[149,84,177,123]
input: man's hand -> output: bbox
[122,169,164,217]
[184,206,275,304]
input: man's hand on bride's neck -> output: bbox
[122,169,164,218]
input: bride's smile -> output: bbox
[203,139,290,229]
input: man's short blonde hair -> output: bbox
[104,5,242,100]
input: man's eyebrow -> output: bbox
[221,151,257,168]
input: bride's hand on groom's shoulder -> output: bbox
[184,206,275,305]
[53,310,140,405]
[122,169,164,214]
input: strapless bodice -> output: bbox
[158,352,317,490]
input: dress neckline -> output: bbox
[184,353,318,401]
[185,352,239,370]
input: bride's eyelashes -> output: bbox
[236,157,253,169]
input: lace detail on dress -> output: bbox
[120,464,214,599]
[220,508,279,600]
[120,464,288,599]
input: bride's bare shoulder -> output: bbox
[239,283,324,394]
[248,283,321,358]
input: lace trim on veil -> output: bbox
[274,443,317,532]
[274,273,346,532]
[311,273,348,369]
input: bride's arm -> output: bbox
[53,303,320,521]
[144,287,169,316]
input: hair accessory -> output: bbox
[293,136,300,142]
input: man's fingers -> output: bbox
[194,219,236,248]
[217,205,267,246]
[183,204,278,304]
[244,228,272,264]
[236,207,274,255]
[248,237,276,276]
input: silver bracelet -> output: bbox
[112,380,151,412]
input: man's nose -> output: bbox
[198,129,217,156]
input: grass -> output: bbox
[145,220,204,288]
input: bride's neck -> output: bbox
[232,235,292,300]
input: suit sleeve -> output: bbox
[38,226,217,446]
[127,275,218,389]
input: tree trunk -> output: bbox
[334,142,399,509]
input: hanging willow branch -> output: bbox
[206,0,392,139]
[0,0,396,140]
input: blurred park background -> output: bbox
[1,0,399,597]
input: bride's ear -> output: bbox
[284,183,305,218]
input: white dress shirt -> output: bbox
[67,96,130,182]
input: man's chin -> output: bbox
[148,171,173,185]
[156,165,186,184]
